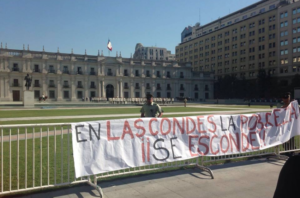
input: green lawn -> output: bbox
[212,105,272,109]
[0,134,73,192]
[0,107,236,119]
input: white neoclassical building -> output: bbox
[0,46,214,102]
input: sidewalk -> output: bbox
[16,158,285,198]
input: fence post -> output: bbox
[195,156,214,179]
[86,176,103,198]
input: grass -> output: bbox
[214,105,271,109]
[0,107,236,119]
[0,134,73,193]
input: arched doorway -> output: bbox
[106,84,114,99]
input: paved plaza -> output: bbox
[14,158,284,198]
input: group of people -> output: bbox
[39,94,47,102]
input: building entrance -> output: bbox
[106,84,114,98]
[13,90,20,101]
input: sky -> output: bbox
[0,0,260,58]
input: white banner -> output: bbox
[72,101,300,178]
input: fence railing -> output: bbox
[0,123,298,197]
[0,124,94,196]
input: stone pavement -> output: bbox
[16,158,285,198]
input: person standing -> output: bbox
[140,94,163,118]
[184,98,187,107]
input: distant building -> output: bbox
[181,25,193,43]
[176,0,300,85]
[133,43,175,61]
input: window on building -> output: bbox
[34,64,40,73]
[146,70,150,77]
[133,92,139,98]
[269,4,275,10]
[135,83,140,89]
[63,66,69,74]
[49,90,55,99]
[63,80,69,88]
[124,69,128,76]
[34,80,39,87]
[13,63,18,71]
[49,80,55,87]
[167,71,171,78]
[34,90,40,99]
[156,71,160,77]
[77,91,83,99]
[63,91,69,99]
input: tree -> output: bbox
[257,69,267,98]
[290,74,300,89]
[289,74,300,98]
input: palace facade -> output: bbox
[0,47,214,102]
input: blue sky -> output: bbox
[0,0,260,58]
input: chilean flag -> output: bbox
[107,39,112,51]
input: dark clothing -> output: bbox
[24,75,32,90]
[273,155,300,198]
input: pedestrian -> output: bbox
[140,94,163,118]
[184,97,187,107]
